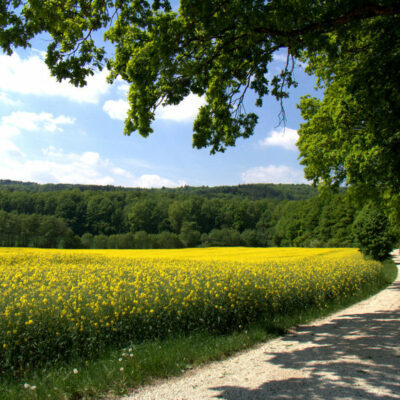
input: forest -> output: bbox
[0,180,394,260]
[1,1,398,261]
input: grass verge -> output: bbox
[1,258,397,400]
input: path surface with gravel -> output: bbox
[118,252,400,400]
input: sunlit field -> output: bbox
[0,247,383,373]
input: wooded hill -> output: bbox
[0,180,317,200]
[0,181,392,259]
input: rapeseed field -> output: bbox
[0,247,383,372]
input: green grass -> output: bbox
[1,259,397,400]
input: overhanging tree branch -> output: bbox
[254,3,400,39]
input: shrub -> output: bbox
[352,202,396,261]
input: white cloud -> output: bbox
[103,93,206,123]
[24,156,115,186]
[0,109,185,188]
[31,48,47,59]
[156,94,206,122]
[0,136,25,159]
[42,146,63,158]
[273,52,307,69]
[102,99,129,121]
[0,121,25,159]
[273,53,289,63]
[0,52,110,103]
[0,110,71,166]
[0,124,20,138]
[0,137,185,188]
[0,92,22,106]
[0,146,114,185]
[112,167,131,177]
[241,165,307,184]
[117,83,130,95]
[131,174,186,188]
[259,128,299,151]
[3,111,74,132]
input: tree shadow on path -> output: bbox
[211,272,400,399]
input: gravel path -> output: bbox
[120,251,400,400]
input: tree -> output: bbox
[81,232,94,249]
[36,215,70,248]
[2,1,399,156]
[127,198,166,234]
[55,191,86,235]
[179,221,201,247]
[297,16,400,201]
[2,3,400,242]
[155,231,183,248]
[86,195,115,234]
[352,202,396,261]
[93,234,108,249]
[241,229,258,247]
[168,197,203,233]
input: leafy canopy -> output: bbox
[352,202,396,261]
[1,1,400,197]
[297,15,400,194]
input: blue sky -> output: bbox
[0,26,320,188]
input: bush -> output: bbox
[134,231,152,248]
[81,232,94,249]
[352,202,396,261]
[93,234,108,249]
[179,221,201,247]
[206,228,243,246]
[241,229,258,246]
[155,231,183,248]
[59,229,82,249]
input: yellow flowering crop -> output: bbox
[0,247,383,371]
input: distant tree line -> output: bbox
[0,181,395,260]
[0,180,317,200]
